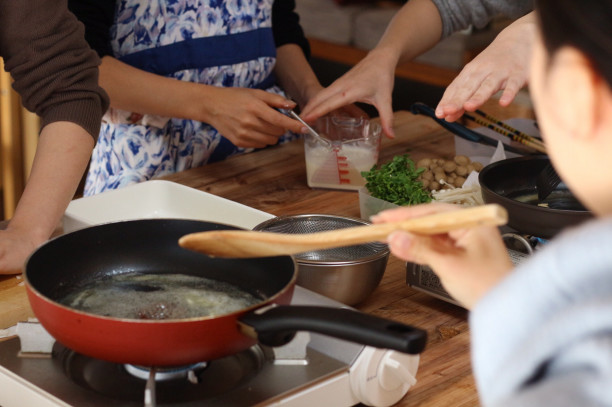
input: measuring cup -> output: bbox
[304,116,382,191]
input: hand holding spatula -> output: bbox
[179,204,508,258]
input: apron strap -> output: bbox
[119,27,276,77]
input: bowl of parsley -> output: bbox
[359,155,432,220]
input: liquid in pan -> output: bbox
[60,272,262,320]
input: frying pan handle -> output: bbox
[239,305,427,355]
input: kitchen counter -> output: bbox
[0,99,534,406]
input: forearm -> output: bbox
[495,11,536,47]
[7,122,94,242]
[99,56,303,148]
[274,44,322,108]
[372,0,443,67]
[98,56,216,122]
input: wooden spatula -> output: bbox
[178,204,508,258]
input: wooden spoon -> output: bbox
[178,204,508,258]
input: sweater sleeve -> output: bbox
[430,0,534,38]
[272,0,311,59]
[0,0,109,140]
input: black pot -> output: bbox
[479,156,592,239]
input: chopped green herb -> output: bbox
[361,155,432,205]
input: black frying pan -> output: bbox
[479,156,591,238]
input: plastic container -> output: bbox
[358,187,399,220]
[304,116,381,191]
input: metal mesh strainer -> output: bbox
[254,214,389,263]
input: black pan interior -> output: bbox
[479,155,587,212]
[26,219,296,304]
[479,156,591,238]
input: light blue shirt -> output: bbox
[470,216,612,406]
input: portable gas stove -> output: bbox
[0,183,420,406]
[0,286,420,407]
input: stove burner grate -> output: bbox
[55,343,268,403]
[125,362,208,383]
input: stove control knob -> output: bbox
[349,347,420,406]
[378,351,418,391]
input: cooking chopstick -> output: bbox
[474,110,546,151]
[463,113,547,154]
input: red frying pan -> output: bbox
[25,219,426,366]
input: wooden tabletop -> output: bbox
[0,99,534,406]
[160,99,534,407]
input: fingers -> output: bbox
[371,202,459,223]
[335,104,369,121]
[436,68,492,120]
[387,231,461,265]
[461,75,505,112]
[301,87,354,122]
[435,88,467,121]
[227,127,280,149]
[370,90,395,138]
[439,109,465,123]
[243,91,306,135]
[437,79,503,122]
[262,92,297,111]
[497,76,523,106]
[378,111,395,139]
[437,74,521,121]
[271,110,308,135]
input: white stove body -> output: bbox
[0,287,419,407]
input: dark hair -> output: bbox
[536,0,612,85]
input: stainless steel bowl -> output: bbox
[254,214,390,305]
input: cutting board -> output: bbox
[0,275,34,329]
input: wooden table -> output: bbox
[0,99,534,407]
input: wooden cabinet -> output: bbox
[0,58,40,220]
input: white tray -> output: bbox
[62,180,274,233]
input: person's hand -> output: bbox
[300,48,398,138]
[435,12,536,122]
[372,203,513,309]
[198,87,306,149]
[0,228,43,275]
[0,122,95,275]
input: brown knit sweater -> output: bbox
[0,0,109,139]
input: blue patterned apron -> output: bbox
[84,0,299,196]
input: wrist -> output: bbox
[367,46,401,71]
[294,81,324,110]
[6,217,54,247]
[183,82,217,124]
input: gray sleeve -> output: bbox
[430,0,534,38]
